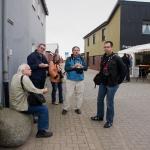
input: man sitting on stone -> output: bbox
[10,64,53,138]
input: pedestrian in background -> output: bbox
[122,53,131,82]
[49,54,64,105]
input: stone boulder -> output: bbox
[0,108,32,147]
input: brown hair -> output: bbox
[104,41,113,47]
[38,43,46,48]
[53,54,61,64]
[72,46,80,51]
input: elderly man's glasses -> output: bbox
[40,47,45,50]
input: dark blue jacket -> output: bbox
[27,50,48,81]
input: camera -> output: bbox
[75,68,83,74]
[58,71,64,79]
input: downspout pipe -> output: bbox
[2,0,9,107]
[0,0,3,106]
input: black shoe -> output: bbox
[36,130,53,138]
[62,109,67,115]
[75,109,81,114]
[59,101,63,104]
[91,116,103,121]
[104,122,113,128]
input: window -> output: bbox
[37,0,41,20]
[87,38,90,46]
[142,21,150,35]
[41,8,45,25]
[32,43,36,52]
[93,56,95,65]
[93,34,96,44]
[102,28,106,41]
[32,0,36,11]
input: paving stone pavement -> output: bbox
[1,69,150,150]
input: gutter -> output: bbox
[2,0,9,107]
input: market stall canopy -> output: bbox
[118,43,150,54]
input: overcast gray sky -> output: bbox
[45,0,150,57]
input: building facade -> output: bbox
[46,43,59,53]
[0,0,49,106]
[83,1,150,70]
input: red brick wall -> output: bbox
[88,55,102,70]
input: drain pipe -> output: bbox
[2,0,9,107]
[0,1,3,106]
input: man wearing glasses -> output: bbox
[91,41,126,128]
[27,43,49,89]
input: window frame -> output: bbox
[142,21,150,35]
[93,34,96,44]
[87,38,90,47]
[93,56,95,65]
[32,0,36,11]
[102,28,106,41]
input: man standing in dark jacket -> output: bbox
[91,41,126,128]
[27,43,49,89]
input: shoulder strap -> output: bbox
[20,75,25,91]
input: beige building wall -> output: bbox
[84,6,121,57]
[105,7,121,53]
[84,30,104,56]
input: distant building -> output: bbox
[0,0,49,106]
[83,0,150,70]
[46,43,59,53]
[64,52,69,59]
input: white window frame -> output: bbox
[142,21,150,35]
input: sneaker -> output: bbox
[104,122,113,128]
[75,109,81,114]
[52,102,59,105]
[36,130,53,138]
[91,116,103,121]
[62,109,67,115]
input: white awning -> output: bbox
[118,43,150,54]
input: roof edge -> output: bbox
[83,1,121,39]
[83,0,150,39]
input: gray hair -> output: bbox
[17,64,29,74]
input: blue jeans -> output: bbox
[51,82,63,103]
[97,84,119,123]
[27,105,49,130]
